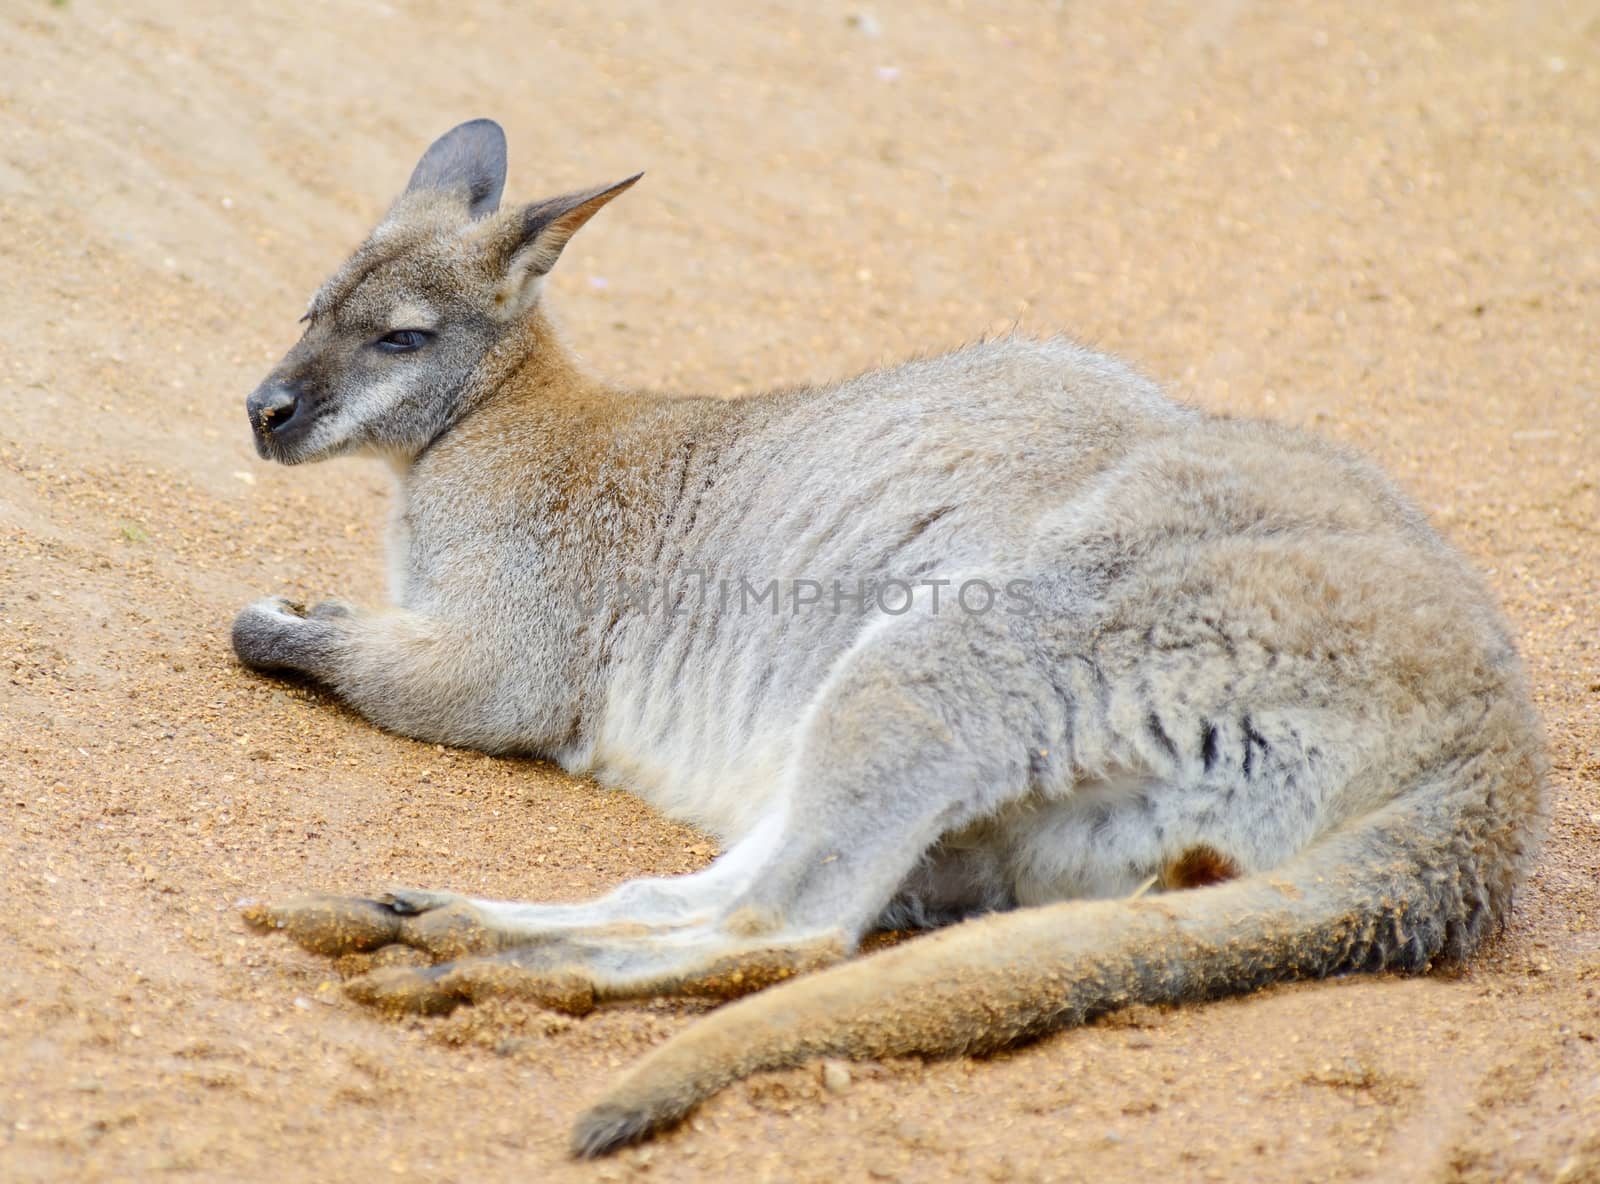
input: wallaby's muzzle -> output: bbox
[246,382,307,458]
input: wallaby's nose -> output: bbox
[247,385,299,436]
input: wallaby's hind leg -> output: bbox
[242,810,798,959]
[245,611,1058,1009]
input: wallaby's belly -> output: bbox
[585,583,866,840]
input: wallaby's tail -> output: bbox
[571,700,1543,1157]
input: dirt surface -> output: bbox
[2,1,1597,1180]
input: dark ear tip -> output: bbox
[453,117,505,139]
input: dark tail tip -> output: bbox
[570,1103,664,1159]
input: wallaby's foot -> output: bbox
[243,892,848,1015]
[241,890,500,959]
[343,946,601,1016]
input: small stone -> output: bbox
[848,11,882,37]
[820,1059,851,1093]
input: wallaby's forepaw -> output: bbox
[231,596,317,672]
[232,595,359,676]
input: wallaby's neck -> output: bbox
[422,305,740,550]
[466,306,641,421]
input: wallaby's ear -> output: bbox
[493,174,642,311]
[405,118,508,219]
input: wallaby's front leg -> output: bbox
[232,597,495,747]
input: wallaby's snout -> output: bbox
[245,380,304,458]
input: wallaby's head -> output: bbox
[245,119,638,465]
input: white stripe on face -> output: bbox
[299,370,413,461]
[387,301,439,333]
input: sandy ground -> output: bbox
[1,1,1597,1180]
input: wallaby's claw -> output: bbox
[380,887,464,915]
[261,595,308,617]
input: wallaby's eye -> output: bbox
[376,329,431,353]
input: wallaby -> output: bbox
[234,119,1546,1157]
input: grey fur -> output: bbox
[235,121,1547,1157]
